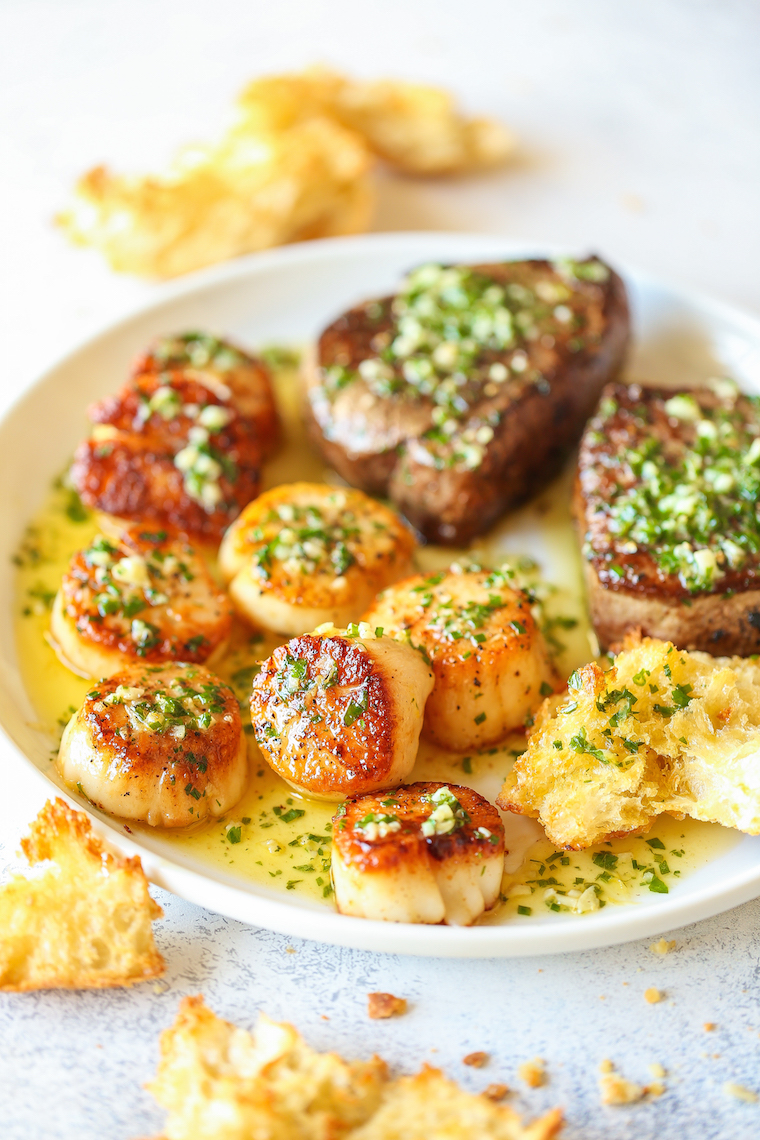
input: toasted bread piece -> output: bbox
[148,995,389,1139]
[576,381,760,654]
[306,256,629,544]
[352,1067,563,1140]
[148,996,562,1140]
[0,799,163,991]
[497,635,760,848]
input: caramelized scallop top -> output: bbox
[332,782,505,873]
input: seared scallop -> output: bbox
[50,526,232,678]
[219,483,415,635]
[363,564,556,751]
[57,663,247,827]
[250,624,433,800]
[71,371,261,543]
[132,331,281,456]
[331,782,505,926]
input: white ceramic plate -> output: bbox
[3,232,760,958]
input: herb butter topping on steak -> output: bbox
[306,256,629,545]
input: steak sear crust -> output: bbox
[576,381,760,654]
[306,256,629,544]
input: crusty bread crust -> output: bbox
[306,258,630,545]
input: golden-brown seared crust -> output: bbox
[251,634,395,796]
[363,566,555,750]
[62,663,245,826]
[131,332,281,456]
[220,482,415,619]
[333,782,504,874]
[56,527,231,666]
[72,372,261,543]
[82,666,240,786]
[306,257,629,543]
[576,382,760,654]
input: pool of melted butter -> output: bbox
[13,362,740,921]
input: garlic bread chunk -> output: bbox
[498,635,760,848]
[332,782,505,926]
[364,565,555,751]
[132,331,281,457]
[50,527,232,679]
[219,483,415,636]
[58,663,247,827]
[250,624,433,800]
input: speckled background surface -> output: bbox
[2,1,760,1136]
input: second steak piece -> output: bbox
[575,381,760,655]
[305,256,629,544]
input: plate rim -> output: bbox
[4,229,760,958]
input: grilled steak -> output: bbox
[575,381,760,654]
[305,256,629,544]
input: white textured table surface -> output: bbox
[2,2,760,1137]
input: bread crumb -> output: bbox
[285,946,297,954]
[518,1058,545,1088]
[649,938,676,955]
[599,1058,614,1073]
[368,992,407,1019]
[647,1081,666,1098]
[704,1022,716,1031]
[153,979,170,995]
[463,1052,488,1068]
[644,987,663,1004]
[600,1071,645,1105]
[724,1082,758,1103]
[648,1063,666,1079]
[320,1015,330,1020]
[483,1083,509,1101]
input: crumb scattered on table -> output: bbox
[483,1083,509,1101]
[724,1082,759,1103]
[644,987,663,1004]
[649,938,677,955]
[704,1022,716,1031]
[463,1051,488,1068]
[600,1070,645,1105]
[367,992,407,1019]
[518,1058,546,1088]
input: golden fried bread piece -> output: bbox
[351,1066,563,1140]
[148,995,389,1139]
[220,483,415,636]
[59,102,372,279]
[363,564,556,751]
[59,68,513,279]
[132,332,281,457]
[148,996,562,1140]
[498,634,760,848]
[237,67,515,175]
[0,798,163,991]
